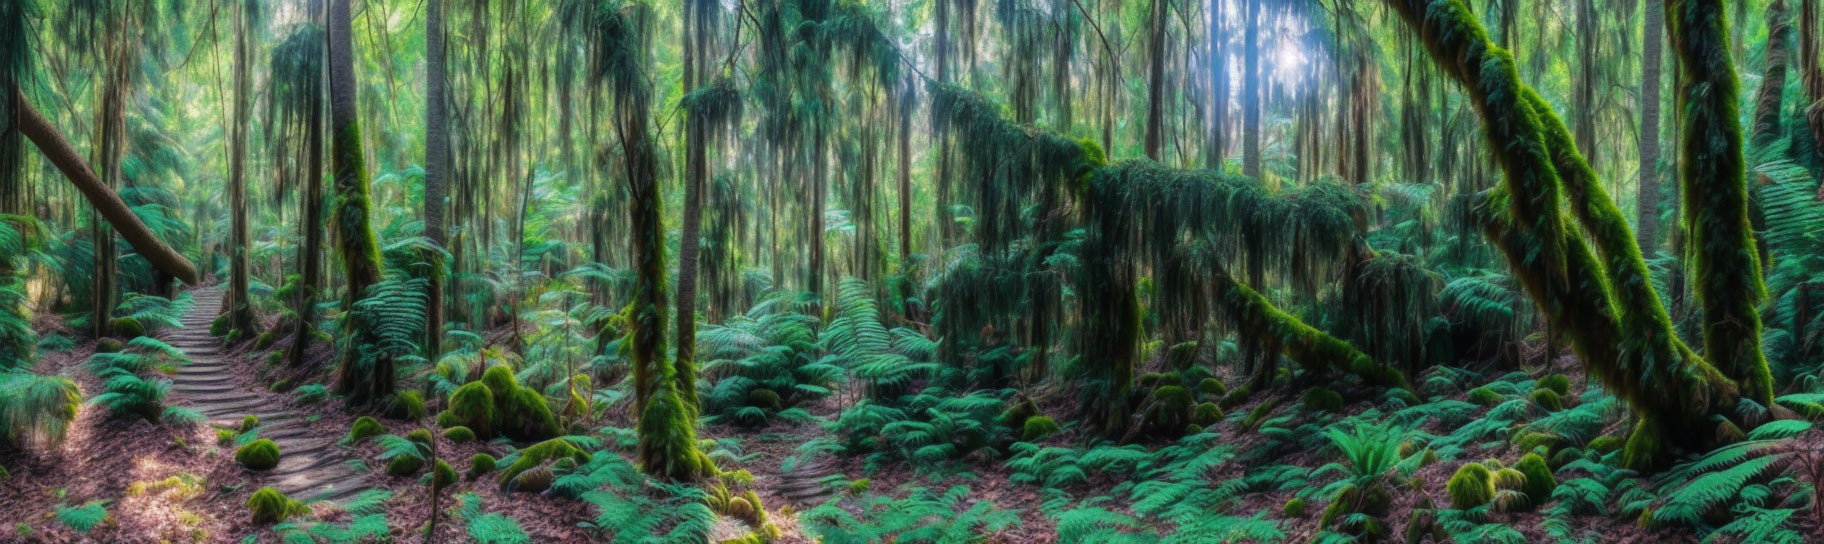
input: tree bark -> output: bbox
[1241,0,1261,178]
[1208,0,1227,169]
[12,89,198,285]
[424,0,448,367]
[226,0,258,338]
[329,0,390,405]
[1144,0,1168,160]
[1639,0,1665,251]
[674,0,709,411]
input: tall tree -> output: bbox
[223,0,260,341]
[1207,0,1227,169]
[1241,0,1261,178]
[329,0,390,406]
[424,0,448,366]
[1638,0,1665,251]
[1144,0,1169,160]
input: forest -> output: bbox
[2,0,1822,541]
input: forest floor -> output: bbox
[0,284,1760,543]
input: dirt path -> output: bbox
[166,288,370,503]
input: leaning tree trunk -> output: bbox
[11,90,199,285]
[328,0,389,406]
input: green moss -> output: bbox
[1194,377,1227,399]
[511,466,555,493]
[1529,389,1565,411]
[998,398,1038,429]
[747,388,783,411]
[1218,385,1251,410]
[1466,386,1502,406]
[443,426,476,443]
[498,386,561,441]
[847,479,871,496]
[109,317,146,338]
[1185,423,1204,434]
[1387,388,1423,406]
[247,487,306,524]
[445,382,495,437]
[344,416,384,445]
[1586,435,1624,454]
[216,428,238,445]
[383,391,426,421]
[1538,374,1571,396]
[1022,416,1060,441]
[1515,453,1556,509]
[1142,385,1194,435]
[235,439,281,471]
[432,460,457,489]
[1283,498,1307,518]
[499,438,591,488]
[406,428,434,446]
[1241,402,1275,431]
[210,315,230,337]
[1192,402,1223,426]
[1621,418,1667,471]
[1515,432,1562,455]
[635,383,713,481]
[239,415,259,432]
[386,454,424,477]
[1446,463,1495,509]
[468,453,497,481]
[1303,387,1344,413]
[481,366,518,400]
[96,338,124,353]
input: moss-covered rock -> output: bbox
[387,455,425,477]
[1515,453,1556,508]
[481,365,518,399]
[1022,416,1060,441]
[445,382,495,437]
[1283,498,1307,518]
[1142,385,1194,435]
[510,466,554,493]
[236,439,281,471]
[96,338,124,353]
[345,416,384,444]
[383,391,426,421]
[1447,463,1495,509]
[1586,435,1624,454]
[1218,385,1251,410]
[1192,402,1223,426]
[1194,377,1227,400]
[498,438,590,489]
[498,386,562,441]
[247,487,306,524]
[406,428,434,445]
[1515,431,1562,455]
[1529,388,1565,411]
[1466,386,1502,406]
[239,415,260,432]
[1303,387,1344,413]
[109,317,146,338]
[998,398,1038,429]
[432,460,457,489]
[468,453,497,481]
[443,426,476,443]
[1240,402,1275,431]
[1538,374,1571,396]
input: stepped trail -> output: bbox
[166,287,370,503]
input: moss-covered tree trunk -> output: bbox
[328,0,389,406]
[673,0,710,412]
[1752,1,1794,148]
[1666,0,1772,407]
[1640,0,1665,251]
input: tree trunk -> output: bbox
[674,0,709,412]
[226,0,259,340]
[1753,1,1794,148]
[1574,0,1597,165]
[11,90,199,286]
[1639,0,1665,251]
[1208,0,1227,169]
[1241,0,1261,178]
[1144,0,1168,161]
[424,0,448,367]
[329,0,390,405]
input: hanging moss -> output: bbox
[235,439,281,471]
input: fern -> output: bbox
[0,370,81,449]
[54,500,110,533]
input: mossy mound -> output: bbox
[1466,386,1503,406]
[96,338,124,353]
[1194,377,1227,399]
[406,428,434,445]
[1283,498,1306,518]
[1447,462,1495,509]
[498,438,590,489]
[1218,385,1251,410]
[511,466,554,493]
[1022,416,1060,441]
[383,391,426,420]
[235,439,281,471]
[1537,374,1571,396]
[1240,402,1275,431]
[345,416,385,444]
[109,317,146,338]
[1515,453,1557,509]
[1586,435,1624,454]
[432,460,457,489]
[247,487,307,524]
[443,426,476,443]
[497,386,562,440]
[444,382,495,436]
[1303,387,1344,413]
[998,398,1038,429]
[1515,431,1563,456]
[468,453,498,481]
[387,455,425,477]
[747,388,783,411]
[1192,402,1223,426]
[1141,385,1194,435]
[1529,388,1565,411]
[239,415,260,432]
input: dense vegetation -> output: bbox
[3,0,1824,542]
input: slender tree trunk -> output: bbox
[226,0,259,340]
[1639,0,1665,251]
[674,0,710,411]
[1144,0,1168,161]
[1241,0,1261,178]
[1752,1,1794,148]
[424,0,448,369]
[1208,0,1227,169]
[1574,0,1597,165]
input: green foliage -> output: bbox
[1538,374,1571,396]
[1022,416,1059,441]
[54,500,109,533]
[443,426,475,443]
[468,453,497,480]
[386,454,424,477]
[700,290,841,427]
[1304,387,1344,413]
[1466,386,1502,406]
[1283,498,1306,518]
[382,390,425,420]
[445,381,495,437]
[1515,453,1556,509]
[0,370,81,449]
[1529,388,1565,412]
[247,487,307,524]
[498,438,591,490]
[293,384,328,404]
[236,439,281,471]
[801,485,1022,543]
